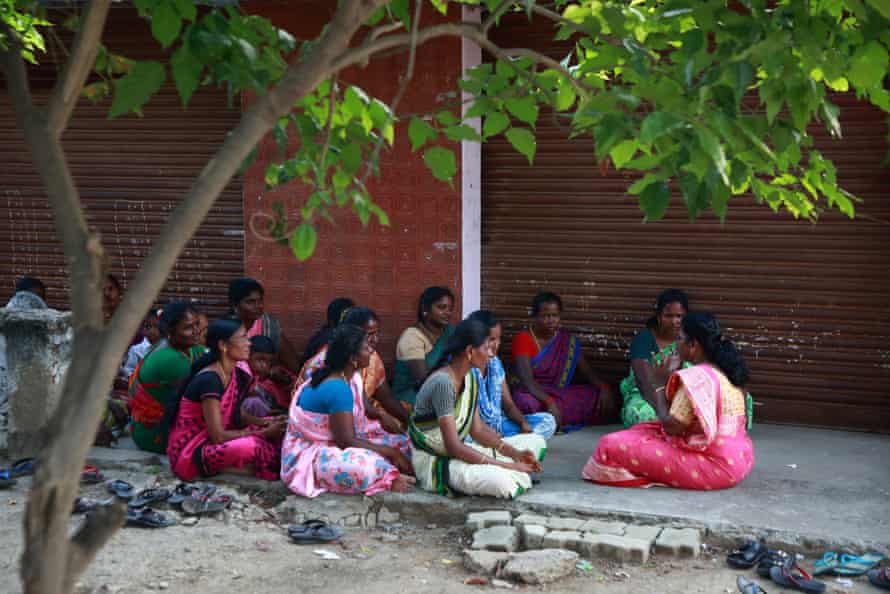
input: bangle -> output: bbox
[495,440,508,455]
[654,386,666,393]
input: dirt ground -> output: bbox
[0,468,878,594]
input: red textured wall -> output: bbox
[242,3,463,367]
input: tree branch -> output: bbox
[65,501,127,585]
[482,0,514,33]
[46,0,112,137]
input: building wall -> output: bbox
[242,3,463,366]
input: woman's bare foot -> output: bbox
[391,474,416,493]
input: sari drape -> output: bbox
[393,325,454,406]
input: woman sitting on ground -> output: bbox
[620,289,690,428]
[583,312,754,490]
[510,292,618,431]
[301,307,409,429]
[167,319,285,481]
[392,286,456,407]
[282,324,415,497]
[228,277,299,372]
[300,296,355,366]
[467,310,556,440]
[130,301,204,453]
[410,319,546,499]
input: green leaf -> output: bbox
[150,0,182,48]
[340,143,362,175]
[435,110,459,126]
[609,139,638,169]
[430,0,449,15]
[679,174,709,220]
[639,180,671,222]
[390,0,411,26]
[865,0,890,18]
[505,127,536,164]
[483,112,510,138]
[408,117,437,151]
[555,79,577,111]
[728,61,753,104]
[639,112,684,145]
[444,124,482,142]
[821,100,841,138]
[696,126,729,186]
[171,44,202,106]
[849,41,889,90]
[423,147,457,183]
[290,222,317,261]
[344,86,369,118]
[109,61,166,118]
[173,0,197,21]
[505,96,539,126]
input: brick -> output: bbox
[546,517,586,531]
[542,530,583,551]
[514,513,548,529]
[579,518,626,536]
[466,510,513,531]
[501,549,579,585]
[580,534,651,564]
[623,525,663,547]
[655,527,701,558]
[471,526,520,553]
[521,524,548,550]
[464,549,510,575]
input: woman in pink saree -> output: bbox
[167,319,286,481]
[583,312,754,490]
[281,324,414,497]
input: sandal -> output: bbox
[756,549,792,578]
[181,485,231,516]
[728,540,769,569]
[105,479,136,500]
[868,567,890,591]
[737,575,767,594]
[72,497,113,514]
[769,566,826,593]
[833,552,885,576]
[0,457,37,480]
[128,488,172,509]
[125,507,176,528]
[167,483,202,506]
[80,465,105,485]
[287,519,343,544]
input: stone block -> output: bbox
[579,518,626,536]
[466,510,513,531]
[542,530,582,551]
[501,549,579,585]
[464,549,510,575]
[580,534,650,564]
[513,513,548,529]
[521,524,548,550]
[623,524,663,547]
[546,516,586,531]
[472,525,520,552]
[655,527,701,558]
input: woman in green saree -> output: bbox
[392,286,455,407]
[620,289,689,427]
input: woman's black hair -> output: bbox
[15,276,45,293]
[301,297,358,365]
[159,300,198,338]
[682,312,749,387]
[530,291,562,316]
[106,273,122,291]
[417,286,454,322]
[467,309,499,331]
[165,317,243,431]
[341,306,379,328]
[310,323,367,388]
[250,335,276,355]
[227,277,264,307]
[432,318,491,371]
[646,288,690,330]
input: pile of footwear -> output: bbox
[728,540,887,593]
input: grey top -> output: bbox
[4,291,47,311]
[413,370,457,419]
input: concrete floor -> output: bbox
[88,423,890,550]
[523,424,890,549]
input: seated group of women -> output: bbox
[123,278,754,499]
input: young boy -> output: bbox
[121,312,161,380]
[242,335,294,418]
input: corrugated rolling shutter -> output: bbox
[482,14,890,432]
[0,7,243,315]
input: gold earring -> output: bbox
[467,352,472,363]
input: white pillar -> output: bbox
[460,5,482,316]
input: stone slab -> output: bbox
[655,527,701,558]
[501,549,579,585]
[472,525,520,553]
[581,534,651,564]
[466,510,513,531]
[521,524,548,550]
[464,549,510,575]
[623,524,663,546]
[579,518,626,536]
[546,516,585,531]
[513,513,548,529]
[541,530,582,551]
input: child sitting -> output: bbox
[242,335,294,418]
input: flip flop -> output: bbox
[0,457,37,480]
[0,478,17,490]
[813,552,840,576]
[287,519,343,544]
[125,507,176,528]
[128,488,172,509]
[72,497,113,514]
[737,575,768,594]
[833,552,885,576]
[80,465,105,485]
[728,540,769,569]
[105,479,136,500]
[868,567,890,590]
[167,483,202,506]
[756,549,792,578]
[180,485,231,516]
[769,566,826,593]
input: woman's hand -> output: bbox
[652,352,681,386]
[505,461,540,474]
[514,449,542,471]
[385,448,414,476]
[380,413,404,435]
[595,381,619,420]
[546,401,563,429]
[261,419,287,439]
[519,420,533,434]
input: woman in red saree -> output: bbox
[583,312,754,490]
[511,292,618,431]
[167,318,286,481]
